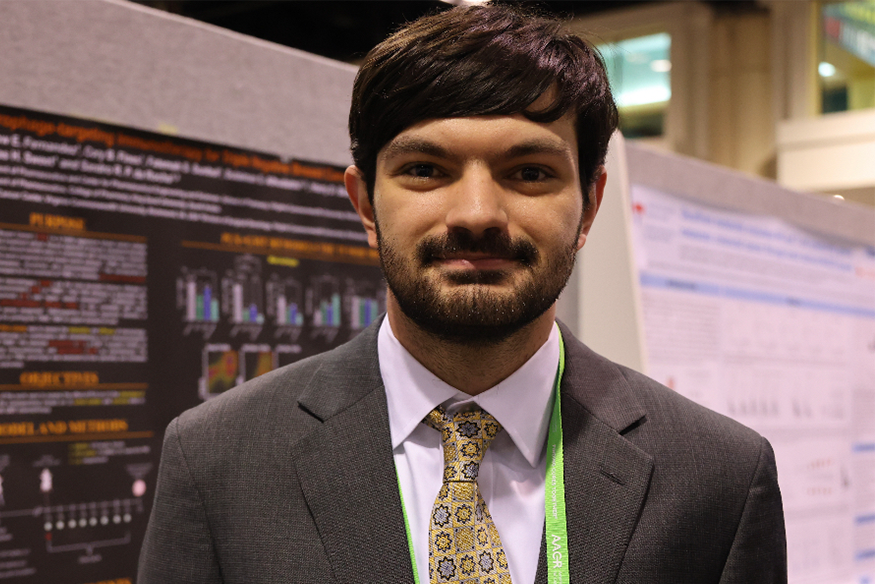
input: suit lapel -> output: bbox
[534,324,654,583]
[291,322,415,583]
[558,395,653,583]
[289,320,654,584]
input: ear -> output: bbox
[576,166,607,251]
[345,165,379,249]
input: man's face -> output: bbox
[347,111,603,344]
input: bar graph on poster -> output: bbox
[629,184,875,584]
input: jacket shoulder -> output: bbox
[175,349,325,440]
[558,323,768,480]
[616,363,765,455]
[558,320,764,455]
[170,320,383,453]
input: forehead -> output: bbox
[378,113,578,164]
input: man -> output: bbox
[139,5,786,583]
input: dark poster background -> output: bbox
[0,104,384,583]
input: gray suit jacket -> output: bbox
[139,321,786,583]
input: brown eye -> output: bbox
[519,167,545,181]
[408,164,436,178]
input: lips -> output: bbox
[436,256,517,271]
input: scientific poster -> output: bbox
[630,184,875,584]
[0,105,384,582]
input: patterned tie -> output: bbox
[424,407,513,584]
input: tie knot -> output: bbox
[425,407,502,483]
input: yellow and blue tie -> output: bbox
[425,407,512,584]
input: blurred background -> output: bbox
[133,0,696,64]
[137,0,875,208]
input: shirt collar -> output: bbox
[379,318,560,468]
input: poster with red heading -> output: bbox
[629,182,875,584]
[0,104,385,583]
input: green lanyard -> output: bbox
[545,329,569,583]
[398,329,569,584]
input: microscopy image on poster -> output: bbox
[630,183,875,584]
[0,104,384,582]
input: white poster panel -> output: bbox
[630,184,875,584]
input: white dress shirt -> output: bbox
[379,318,560,584]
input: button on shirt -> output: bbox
[379,319,560,584]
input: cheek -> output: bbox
[511,197,582,241]
[376,192,449,240]
[374,203,431,248]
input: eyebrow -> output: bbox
[381,136,573,162]
[381,137,452,161]
[505,139,574,159]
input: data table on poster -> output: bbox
[0,104,386,583]
[630,184,875,584]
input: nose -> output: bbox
[443,167,508,237]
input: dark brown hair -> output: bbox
[348,3,618,207]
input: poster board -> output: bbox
[581,136,875,584]
[0,104,384,583]
[0,1,362,578]
[0,0,357,168]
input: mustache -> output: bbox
[416,231,538,266]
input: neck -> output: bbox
[386,298,556,395]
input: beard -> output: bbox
[377,225,579,345]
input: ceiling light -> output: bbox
[650,59,672,73]
[819,62,837,77]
